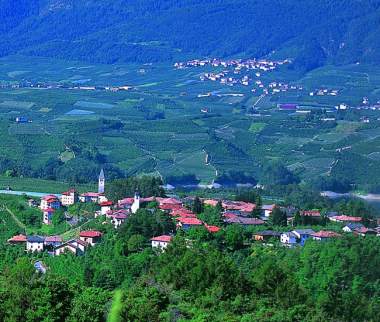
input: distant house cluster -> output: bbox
[174,58,290,71]
[8,230,102,256]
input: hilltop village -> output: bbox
[6,170,380,258]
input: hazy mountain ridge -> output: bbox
[1,0,380,69]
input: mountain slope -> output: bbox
[1,0,380,69]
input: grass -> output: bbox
[59,150,75,162]
[107,290,123,322]
[249,122,266,133]
[0,176,96,193]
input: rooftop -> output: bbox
[151,235,172,242]
[312,231,341,238]
[293,229,315,235]
[100,201,113,207]
[8,234,27,243]
[331,215,362,222]
[79,230,102,238]
[45,236,63,243]
[27,235,45,243]
[176,217,203,225]
[205,225,221,233]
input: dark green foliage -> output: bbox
[51,208,65,226]
[270,207,288,226]
[107,176,165,201]
[0,216,379,321]
[198,205,223,226]
[2,1,380,68]
[261,162,299,186]
[116,209,175,255]
[68,287,111,322]
[192,196,203,214]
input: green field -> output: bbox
[0,176,96,193]
[0,55,379,189]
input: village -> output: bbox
[174,57,380,122]
[5,170,380,258]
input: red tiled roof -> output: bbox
[222,200,256,212]
[203,199,219,207]
[224,216,264,225]
[312,231,341,238]
[223,212,239,219]
[331,215,362,222]
[159,203,182,211]
[141,197,155,202]
[170,208,196,217]
[79,230,102,238]
[301,210,321,217]
[118,197,134,205]
[157,197,182,205]
[42,194,59,201]
[81,192,102,197]
[8,234,27,243]
[62,189,76,196]
[43,208,55,213]
[100,201,113,207]
[205,225,221,233]
[176,217,203,225]
[151,235,172,242]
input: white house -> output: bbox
[311,231,341,241]
[42,208,55,225]
[151,235,172,250]
[280,232,297,246]
[27,236,45,252]
[54,239,87,256]
[342,223,364,233]
[100,201,113,215]
[262,204,276,217]
[61,189,78,206]
[111,214,128,228]
[40,195,60,210]
[79,192,107,204]
[79,230,102,246]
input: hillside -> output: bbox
[1,0,380,70]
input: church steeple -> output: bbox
[98,169,105,193]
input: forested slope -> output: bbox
[1,0,380,69]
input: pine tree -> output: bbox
[192,197,203,214]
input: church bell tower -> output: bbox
[98,169,105,193]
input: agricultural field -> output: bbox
[0,55,379,189]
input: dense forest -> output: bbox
[1,0,380,69]
[0,177,378,321]
[0,213,379,321]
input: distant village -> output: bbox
[0,80,133,93]
[174,57,380,120]
[6,170,380,258]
